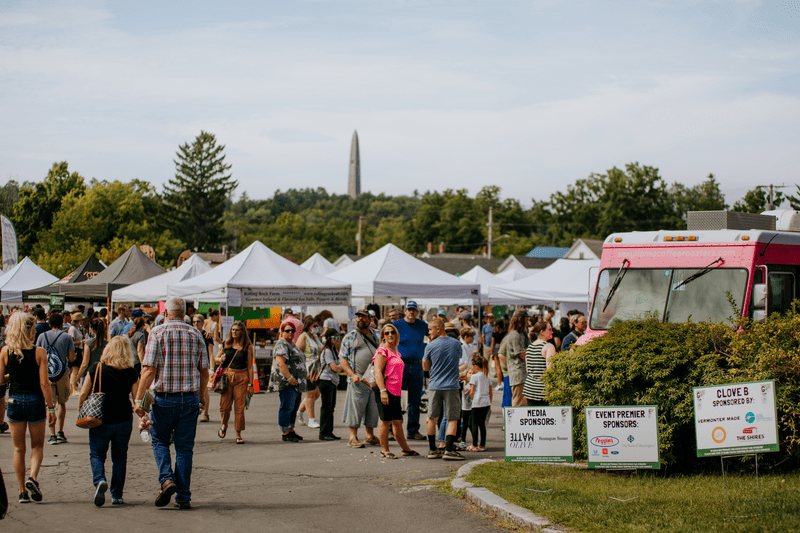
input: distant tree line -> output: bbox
[1,131,797,278]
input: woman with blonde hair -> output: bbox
[0,312,55,504]
[214,321,254,444]
[78,336,139,507]
[373,323,419,459]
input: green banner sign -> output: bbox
[50,295,65,311]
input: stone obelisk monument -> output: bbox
[348,130,360,199]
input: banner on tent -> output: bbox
[237,288,350,307]
[1,215,18,271]
[229,306,281,329]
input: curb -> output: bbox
[451,459,561,533]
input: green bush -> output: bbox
[544,313,800,473]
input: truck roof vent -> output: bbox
[686,211,775,231]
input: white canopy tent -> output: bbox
[326,243,479,304]
[415,265,524,308]
[495,268,539,283]
[489,258,600,314]
[300,253,337,276]
[111,254,211,303]
[0,257,59,302]
[168,241,351,307]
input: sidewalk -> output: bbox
[1,387,512,532]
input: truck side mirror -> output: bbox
[752,283,767,309]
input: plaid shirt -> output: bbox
[143,318,208,393]
[340,327,380,383]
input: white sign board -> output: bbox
[239,288,350,307]
[220,316,234,343]
[585,406,660,469]
[504,406,573,463]
[693,380,778,457]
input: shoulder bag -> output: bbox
[213,349,238,393]
[357,331,379,391]
[76,363,105,429]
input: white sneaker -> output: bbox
[296,411,306,425]
[308,418,320,428]
[494,385,503,391]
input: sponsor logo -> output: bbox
[610,451,619,455]
[591,436,619,447]
[745,412,755,423]
[602,448,608,455]
[627,435,635,443]
[742,427,757,435]
[712,426,726,444]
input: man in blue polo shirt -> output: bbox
[393,300,428,440]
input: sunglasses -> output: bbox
[330,335,341,340]
[283,329,295,333]
[384,331,397,336]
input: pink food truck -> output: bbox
[583,210,800,343]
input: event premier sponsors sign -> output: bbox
[585,406,660,469]
[693,380,778,457]
[504,406,573,463]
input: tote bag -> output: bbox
[76,364,105,429]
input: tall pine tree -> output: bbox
[163,131,237,251]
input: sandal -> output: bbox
[218,427,227,439]
[200,414,210,423]
[466,445,480,452]
[348,438,365,448]
[236,437,244,444]
[401,449,420,457]
[380,451,398,459]
[365,436,380,446]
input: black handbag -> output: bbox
[213,349,238,393]
[76,364,105,429]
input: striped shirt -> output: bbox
[143,318,208,393]
[523,342,547,401]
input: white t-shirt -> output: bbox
[323,317,340,332]
[469,371,491,408]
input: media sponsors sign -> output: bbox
[504,406,573,463]
[585,406,660,469]
[693,380,778,457]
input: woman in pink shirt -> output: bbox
[374,324,420,459]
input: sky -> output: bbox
[1,0,799,206]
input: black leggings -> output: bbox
[470,406,489,447]
[460,409,472,442]
[318,379,338,437]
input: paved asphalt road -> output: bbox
[1,386,509,532]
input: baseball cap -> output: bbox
[355,309,370,317]
[437,309,447,316]
[406,300,418,310]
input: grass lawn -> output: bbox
[466,462,800,533]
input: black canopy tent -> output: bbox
[24,246,165,302]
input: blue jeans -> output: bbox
[89,416,132,500]
[278,386,301,432]
[402,363,423,435]
[501,376,511,408]
[150,393,199,503]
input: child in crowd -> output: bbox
[459,367,473,450]
[467,355,492,452]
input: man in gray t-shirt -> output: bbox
[36,313,75,445]
[339,310,380,448]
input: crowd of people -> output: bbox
[0,297,585,516]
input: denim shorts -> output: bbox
[6,394,47,425]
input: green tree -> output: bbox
[0,179,20,216]
[163,131,237,251]
[670,173,728,220]
[732,186,784,213]
[11,162,86,256]
[32,179,184,277]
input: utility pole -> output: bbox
[357,216,363,256]
[487,207,493,260]
[757,184,788,210]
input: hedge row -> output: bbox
[543,311,800,473]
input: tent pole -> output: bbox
[107,297,111,340]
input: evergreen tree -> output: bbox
[163,131,237,251]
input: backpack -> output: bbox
[44,331,67,383]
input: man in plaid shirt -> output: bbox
[135,297,209,510]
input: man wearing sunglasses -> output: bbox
[339,309,380,448]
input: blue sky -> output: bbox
[1,0,799,206]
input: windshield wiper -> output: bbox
[602,258,630,312]
[672,257,724,290]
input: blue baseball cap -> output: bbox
[406,300,418,310]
